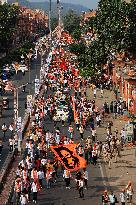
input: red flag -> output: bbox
[50,144,87,172]
[60,59,67,70]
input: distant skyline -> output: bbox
[29,0,99,9]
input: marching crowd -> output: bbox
[10,33,133,205]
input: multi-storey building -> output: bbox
[12,3,48,45]
[111,55,136,116]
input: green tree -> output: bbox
[126,0,136,52]
[95,0,129,52]
[0,3,19,51]
[63,10,81,40]
[51,17,58,31]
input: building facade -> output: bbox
[12,4,48,46]
[112,57,136,116]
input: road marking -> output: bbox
[98,160,107,187]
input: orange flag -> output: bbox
[50,144,87,172]
[60,59,67,70]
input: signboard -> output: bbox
[35,78,40,94]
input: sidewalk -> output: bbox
[87,87,136,202]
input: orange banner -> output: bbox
[50,144,87,172]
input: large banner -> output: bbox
[50,144,86,172]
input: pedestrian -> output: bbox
[78,178,84,198]
[92,147,97,166]
[63,169,71,189]
[2,122,7,138]
[107,149,112,169]
[9,137,13,153]
[79,124,84,140]
[68,124,74,139]
[61,114,65,127]
[96,115,100,127]
[102,190,109,205]
[92,128,96,143]
[83,168,88,189]
[46,169,52,189]
[126,181,133,204]
[93,88,97,98]
[31,180,39,204]
[20,193,28,205]
[75,171,82,190]
[38,168,44,188]
[120,189,126,205]
[101,88,104,98]
[14,178,22,205]
[75,117,80,131]
[9,123,14,137]
[109,191,117,205]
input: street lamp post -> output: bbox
[27,52,33,94]
[49,0,52,37]
[57,0,61,27]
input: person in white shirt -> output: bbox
[109,191,116,204]
[83,168,88,189]
[38,168,44,188]
[20,193,27,205]
[9,123,14,136]
[120,189,126,205]
[78,178,84,198]
[63,169,71,189]
[31,181,38,203]
[41,157,47,166]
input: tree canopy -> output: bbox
[70,0,136,77]
[63,10,81,40]
[0,3,19,51]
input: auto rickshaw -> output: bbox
[2,97,9,109]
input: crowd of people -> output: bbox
[9,32,133,205]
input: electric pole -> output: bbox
[57,0,61,39]
[57,0,61,27]
[49,0,52,37]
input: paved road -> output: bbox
[35,165,104,205]
[0,55,42,169]
[27,88,106,205]
[26,117,106,205]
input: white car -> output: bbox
[55,109,69,121]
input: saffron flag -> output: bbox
[60,59,67,70]
[50,144,87,172]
